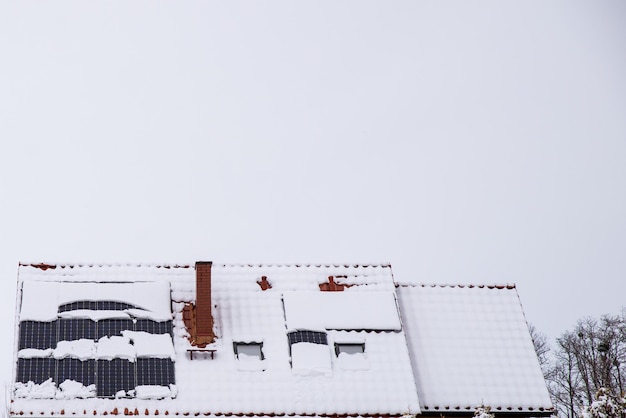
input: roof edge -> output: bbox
[395,283,516,289]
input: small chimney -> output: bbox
[257,275,272,291]
[319,275,348,292]
[195,261,215,345]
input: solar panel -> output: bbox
[96,359,136,397]
[135,319,173,336]
[136,358,175,387]
[57,358,96,386]
[96,301,139,311]
[59,301,102,312]
[17,305,175,397]
[96,319,135,339]
[287,330,328,345]
[58,300,140,313]
[16,358,56,384]
[18,321,57,350]
[57,318,97,342]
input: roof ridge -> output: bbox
[19,262,393,271]
[395,283,516,289]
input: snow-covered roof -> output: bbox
[11,262,553,417]
[396,284,553,415]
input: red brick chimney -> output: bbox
[195,261,215,346]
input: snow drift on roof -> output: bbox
[283,291,401,331]
[291,342,332,376]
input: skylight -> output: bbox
[233,342,264,360]
[287,330,328,345]
[334,343,365,356]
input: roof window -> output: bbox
[233,342,264,360]
[287,330,328,345]
[334,342,365,356]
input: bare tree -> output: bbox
[548,313,626,418]
[529,323,551,375]
[550,333,584,418]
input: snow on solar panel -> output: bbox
[17,307,175,398]
[20,281,172,322]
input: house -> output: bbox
[11,262,553,418]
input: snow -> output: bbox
[124,308,172,321]
[58,310,131,321]
[283,291,401,331]
[57,380,97,399]
[14,379,97,400]
[581,388,625,418]
[13,263,420,416]
[336,351,369,371]
[121,331,176,360]
[96,335,136,361]
[290,342,332,376]
[135,385,177,400]
[18,348,53,358]
[20,335,170,362]
[236,352,266,371]
[9,263,550,417]
[114,390,128,398]
[19,280,172,322]
[396,284,553,412]
[53,339,96,360]
[473,406,495,418]
[14,379,57,399]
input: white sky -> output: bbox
[1,0,625,388]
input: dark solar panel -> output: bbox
[287,330,328,345]
[136,358,175,387]
[96,359,136,397]
[96,319,135,339]
[18,302,175,397]
[16,358,56,384]
[135,319,173,336]
[18,321,57,350]
[57,318,97,342]
[58,300,140,313]
[58,301,96,312]
[56,358,96,386]
[96,301,139,311]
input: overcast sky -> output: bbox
[1,0,625,389]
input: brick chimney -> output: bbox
[195,261,215,346]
